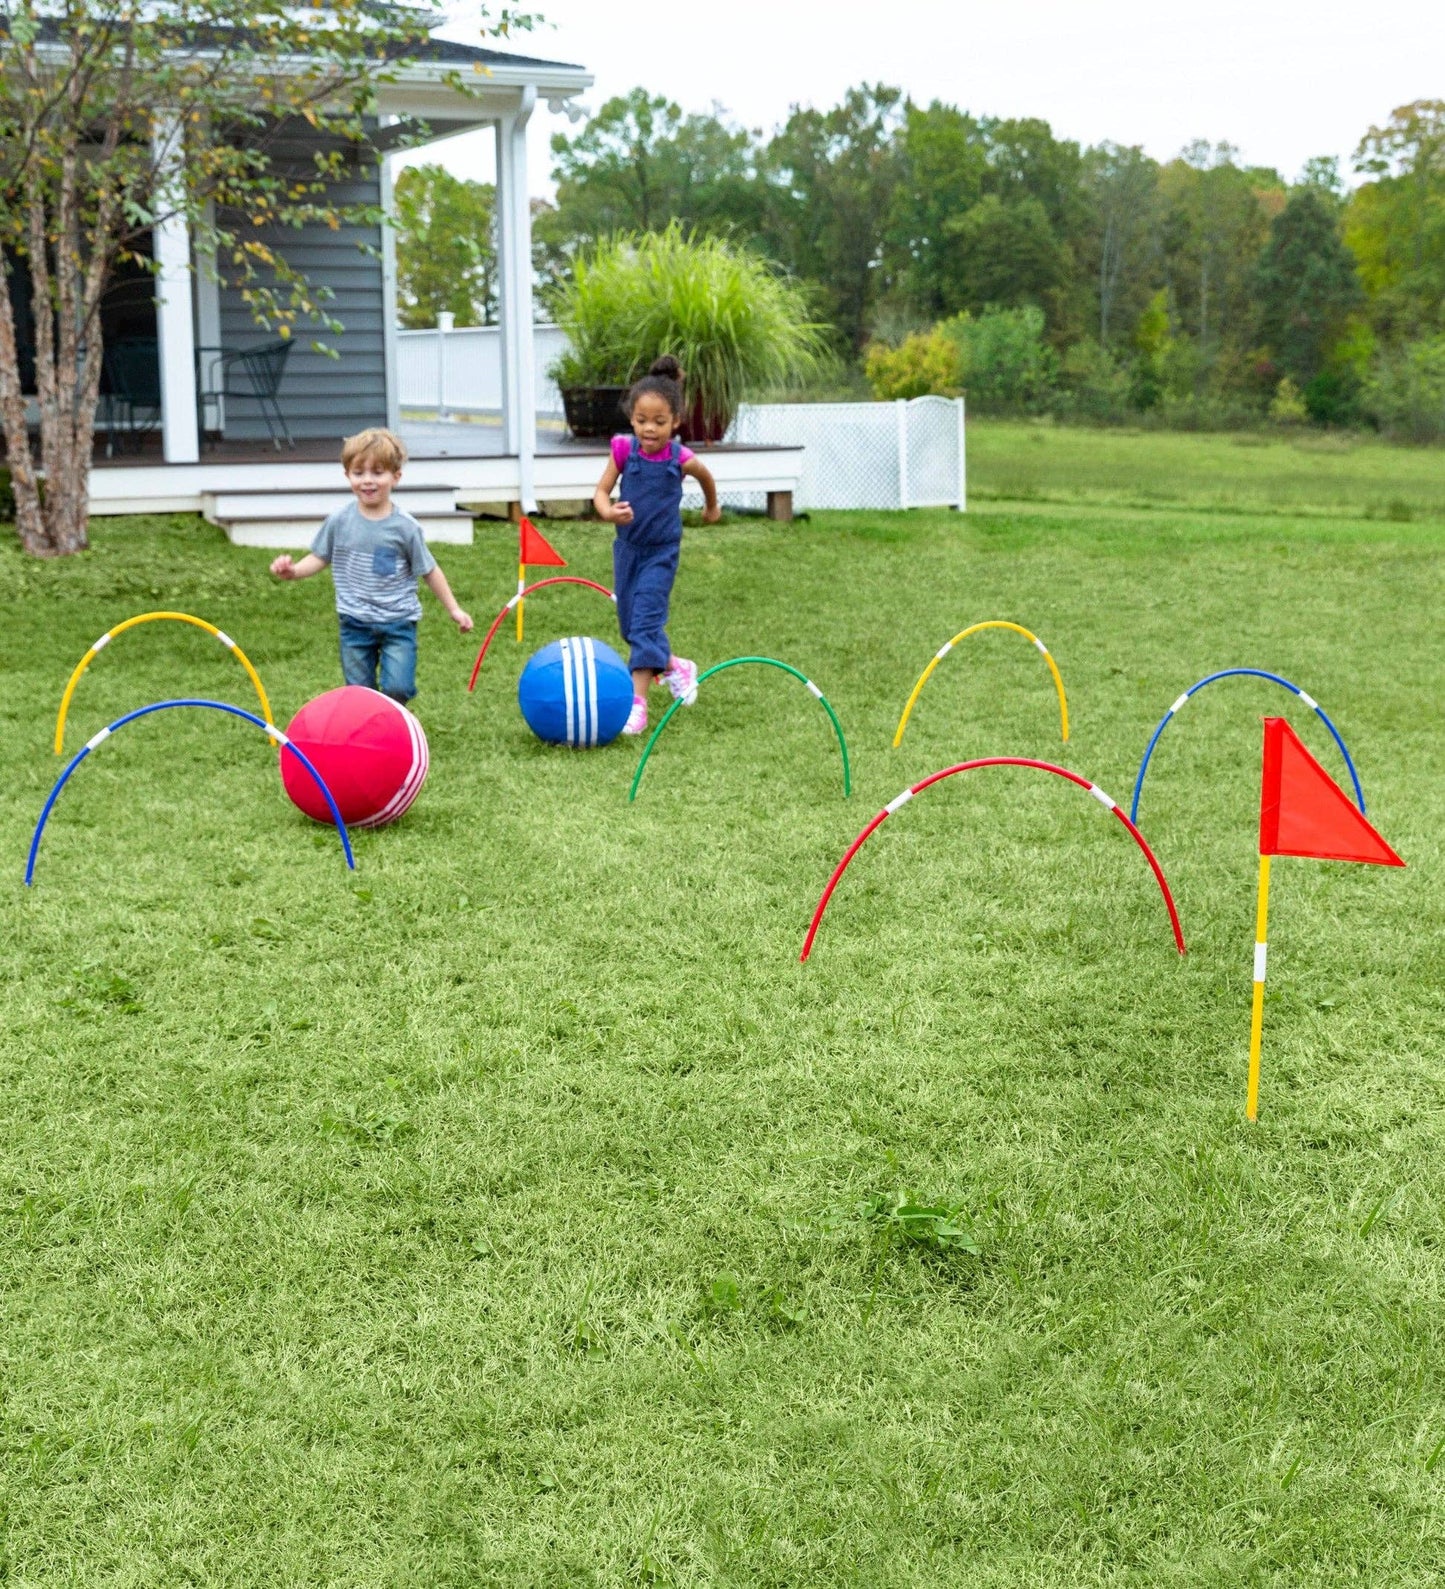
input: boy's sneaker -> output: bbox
[622,695,648,735]
[660,656,699,705]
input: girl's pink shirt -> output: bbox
[611,435,696,471]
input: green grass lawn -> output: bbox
[969,418,1445,523]
[3,439,1445,1583]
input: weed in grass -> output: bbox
[57,965,143,1016]
[764,1283,808,1330]
[825,1188,982,1321]
[828,1189,983,1258]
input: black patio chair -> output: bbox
[101,338,162,456]
[199,339,295,450]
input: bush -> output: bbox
[549,224,830,436]
[942,305,1058,414]
[1055,338,1132,423]
[1364,336,1445,443]
[1147,393,1274,431]
[1303,368,1363,427]
[1269,377,1308,425]
[862,328,960,400]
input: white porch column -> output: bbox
[151,112,199,463]
[495,87,537,511]
[379,135,403,431]
[194,200,223,436]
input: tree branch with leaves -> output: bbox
[0,0,529,555]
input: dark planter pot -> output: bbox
[679,393,734,445]
[561,386,630,440]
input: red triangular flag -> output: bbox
[519,515,565,568]
[1259,718,1403,866]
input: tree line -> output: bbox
[396,88,1445,436]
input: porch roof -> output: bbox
[13,18,592,123]
[376,36,592,128]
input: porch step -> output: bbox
[202,487,474,548]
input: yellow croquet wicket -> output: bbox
[54,610,274,754]
[1246,852,1272,1122]
[893,620,1070,748]
[516,560,526,642]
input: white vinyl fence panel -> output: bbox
[724,397,965,512]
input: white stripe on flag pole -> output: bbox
[1254,941,1268,981]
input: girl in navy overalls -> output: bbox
[592,357,720,735]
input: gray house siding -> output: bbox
[215,122,388,442]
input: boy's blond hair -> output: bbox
[341,427,407,474]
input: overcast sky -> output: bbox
[404,0,1445,192]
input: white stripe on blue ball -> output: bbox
[583,636,599,747]
[569,636,580,746]
[560,636,577,745]
[558,635,602,748]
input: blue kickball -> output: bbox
[518,636,632,747]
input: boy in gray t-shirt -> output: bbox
[269,428,472,703]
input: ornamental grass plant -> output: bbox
[550,224,830,437]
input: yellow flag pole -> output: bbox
[516,559,526,643]
[1246,852,1272,1122]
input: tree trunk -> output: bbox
[1098,212,1117,346]
[43,428,92,554]
[6,153,101,556]
[0,260,52,555]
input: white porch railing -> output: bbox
[397,321,567,417]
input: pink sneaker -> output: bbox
[660,656,698,705]
[622,694,648,735]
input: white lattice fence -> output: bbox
[720,397,965,512]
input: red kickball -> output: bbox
[280,686,429,829]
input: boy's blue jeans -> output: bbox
[338,615,418,702]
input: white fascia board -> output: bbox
[376,72,589,127]
[381,60,592,101]
[392,58,592,91]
